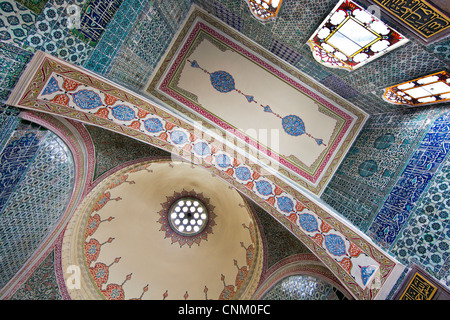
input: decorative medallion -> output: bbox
[188,59,326,146]
[158,189,217,247]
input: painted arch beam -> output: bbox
[7,51,404,299]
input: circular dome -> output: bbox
[62,160,263,300]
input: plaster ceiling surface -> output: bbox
[147,8,368,195]
[61,160,264,300]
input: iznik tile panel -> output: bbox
[368,110,450,248]
[321,108,441,231]
[261,275,343,300]
[0,120,75,290]
[103,0,192,89]
[70,0,124,47]
[83,0,149,75]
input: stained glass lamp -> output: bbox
[245,0,282,21]
[307,0,408,71]
[383,71,450,106]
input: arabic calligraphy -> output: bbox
[374,0,450,38]
[400,273,437,300]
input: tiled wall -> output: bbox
[9,250,62,300]
[99,0,193,89]
[321,108,441,230]
[0,116,75,290]
[83,0,149,76]
[322,106,450,288]
[0,42,33,104]
[261,275,345,300]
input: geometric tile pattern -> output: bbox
[9,250,62,300]
[261,275,344,300]
[84,124,170,180]
[0,122,43,215]
[319,74,360,100]
[0,0,38,46]
[83,0,149,75]
[212,1,243,31]
[270,39,301,65]
[428,38,450,64]
[0,0,125,68]
[0,120,75,290]
[321,107,439,231]
[0,0,89,64]
[103,0,192,89]
[70,0,123,47]
[390,154,450,287]
[0,105,20,153]
[368,110,450,249]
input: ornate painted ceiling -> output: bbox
[62,160,264,300]
[1,0,450,302]
[146,9,367,195]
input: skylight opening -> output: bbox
[168,197,209,236]
[383,71,450,106]
[245,0,282,21]
[307,0,408,71]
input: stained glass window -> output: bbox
[307,0,408,71]
[245,0,282,21]
[383,71,450,106]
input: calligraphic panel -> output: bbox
[372,0,450,42]
[399,273,437,300]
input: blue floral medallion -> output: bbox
[255,180,272,196]
[298,214,318,232]
[282,115,306,136]
[235,166,251,181]
[215,154,231,168]
[324,234,346,256]
[111,105,135,121]
[210,71,235,93]
[73,89,103,110]
[170,130,188,145]
[144,118,163,133]
[277,196,294,213]
[193,142,210,156]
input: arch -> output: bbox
[6,51,405,299]
[251,254,353,300]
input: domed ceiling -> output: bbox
[62,159,264,300]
